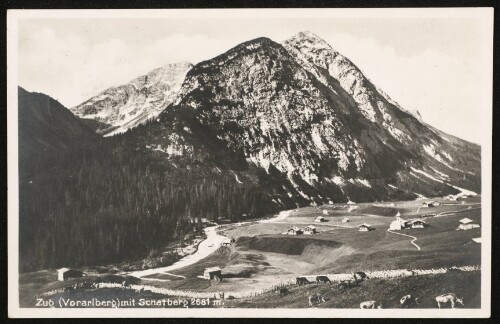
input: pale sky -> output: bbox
[16,10,491,143]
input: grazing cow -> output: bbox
[276,288,289,297]
[354,272,367,281]
[316,276,331,284]
[308,293,326,307]
[436,293,464,309]
[400,294,419,308]
[337,279,358,290]
[296,277,310,286]
[360,300,382,309]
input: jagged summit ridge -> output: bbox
[71,61,193,136]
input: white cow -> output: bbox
[360,300,382,309]
[436,293,464,309]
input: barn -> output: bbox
[203,267,222,281]
[57,268,85,281]
[314,216,326,223]
[303,225,317,235]
[358,223,372,232]
[458,218,480,230]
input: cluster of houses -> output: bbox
[282,225,318,235]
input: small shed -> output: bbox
[314,216,326,223]
[203,267,222,281]
[221,238,232,246]
[342,217,350,223]
[458,218,480,230]
[410,219,427,229]
[358,223,372,232]
[303,225,317,235]
[57,268,85,281]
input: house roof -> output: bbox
[358,223,371,228]
[57,267,70,273]
[305,225,316,229]
[315,216,324,219]
[459,218,476,224]
[205,267,221,272]
[472,237,482,243]
[409,219,426,224]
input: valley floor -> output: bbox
[19,196,482,308]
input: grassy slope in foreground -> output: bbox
[230,271,480,309]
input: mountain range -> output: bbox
[18,31,480,270]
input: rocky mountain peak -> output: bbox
[289,31,335,51]
[71,61,193,136]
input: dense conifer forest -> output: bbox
[19,142,274,272]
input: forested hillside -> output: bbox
[19,141,274,271]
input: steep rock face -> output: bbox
[127,35,480,207]
[71,62,193,136]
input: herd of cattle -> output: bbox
[274,273,465,309]
[39,265,476,308]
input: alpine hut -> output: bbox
[283,226,303,235]
[410,219,427,229]
[314,215,326,223]
[303,225,317,235]
[57,268,85,281]
[203,267,222,281]
[358,223,372,232]
[458,218,480,230]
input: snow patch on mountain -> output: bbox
[410,167,477,196]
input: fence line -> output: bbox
[38,265,481,300]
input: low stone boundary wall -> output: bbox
[38,265,481,300]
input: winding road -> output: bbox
[126,226,226,278]
[126,209,295,279]
[387,229,421,251]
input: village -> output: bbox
[20,194,482,309]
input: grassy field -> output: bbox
[228,271,480,309]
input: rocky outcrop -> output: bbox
[71,62,193,136]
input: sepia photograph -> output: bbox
[7,8,493,318]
